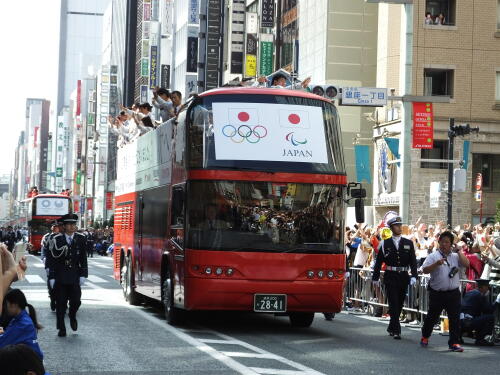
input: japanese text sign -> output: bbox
[342,87,387,106]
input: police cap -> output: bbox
[387,216,403,227]
[61,213,79,224]
[475,279,490,288]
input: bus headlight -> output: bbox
[327,271,334,278]
[215,267,223,275]
[307,270,315,278]
[205,267,212,275]
[317,270,324,278]
[226,268,234,276]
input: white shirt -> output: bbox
[422,249,461,291]
[392,235,401,249]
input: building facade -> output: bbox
[374,0,500,225]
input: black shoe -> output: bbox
[58,328,67,337]
[50,299,56,312]
[323,313,334,321]
[70,317,78,331]
[393,334,401,340]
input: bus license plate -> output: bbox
[254,294,287,313]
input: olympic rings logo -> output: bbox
[222,125,268,144]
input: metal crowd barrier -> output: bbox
[346,267,500,332]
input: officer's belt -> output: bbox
[385,266,408,272]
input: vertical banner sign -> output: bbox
[261,0,275,28]
[259,34,273,76]
[230,0,245,74]
[140,85,148,103]
[186,36,198,73]
[87,198,93,211]
[106,192,114,210]
[354,145,372,183]
[246,33,257,77]
[143,3,151,21]
[463,140,470,170]
[206,0,222,90]
[429,182,441,208]
[189,0,199,24]
[74,200,79,213]
[161,64,170,89]
[475,173,482,202]
[76,80,81,116]
[141,59,149,77]
[149,45,158,88]
[412,102,434,148]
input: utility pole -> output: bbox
[446,118,479,227]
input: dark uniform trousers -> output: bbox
[422,288,461,346]
[41,233,57,307]
[372,237,418,335]
[45,233,88,330]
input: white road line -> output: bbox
[290,338,333,345]
[198,339,241,345]
[87,275,107,283]
[25,275,45,283]
[223,352,279,359]
[94,264,112,269]
[132,308,261,375]
[250,368,310,375]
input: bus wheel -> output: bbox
[121,256,141,305]
[289,312,315,327]
[162,275,182,325]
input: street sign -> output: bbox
[412,102,434,149]
[475,173,482,191]
[341,87,387,106]
[56,167,63,177]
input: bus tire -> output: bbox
[162,273,182,325]
[121,255,141,305]
[289,312,314,327]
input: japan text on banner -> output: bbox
[212,103,328,164]
[354,145,371,184]
[412,102,434,148]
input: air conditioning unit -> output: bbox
[309,84,340,100]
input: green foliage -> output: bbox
[496,200,500,223]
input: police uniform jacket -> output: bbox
[46,232,88,285]
[372,236,418,283]
[461,289,494,317]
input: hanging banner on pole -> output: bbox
[412,102,434,149]
[259,34,274,76]
[261,0,275,28]
[354,145,371,183]
[429,182,441,208]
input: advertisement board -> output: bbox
[212,103,328,164]
[35,197,70,216]
[412,102,434,149]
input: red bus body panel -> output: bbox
[184,250,345,312]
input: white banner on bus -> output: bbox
[212,103,328,164]
[36,198,69,216]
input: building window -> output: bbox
[472,154,500,191]
[425,0,456,26]
[421,140,449,169]
[424,69,454,97]
[496,71,500,101]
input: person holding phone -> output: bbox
[420,231,470,352]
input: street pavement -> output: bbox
[15,255,500,375]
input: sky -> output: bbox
[0,1,60,176]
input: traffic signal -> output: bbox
[309,84,339,100]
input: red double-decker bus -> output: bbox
[27,194,72,254]
[113,87,356,327]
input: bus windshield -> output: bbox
[186,181,344,254]
[29,221,51,236]
[187,93,345,174]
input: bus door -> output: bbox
[169,184,185,307]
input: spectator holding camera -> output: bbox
[420,231,470,352]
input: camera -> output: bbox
[448,266,459,278]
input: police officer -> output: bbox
[40,218,64,311]
[372,215,418,339]
[45,213,88,337]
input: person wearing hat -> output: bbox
[45,214,88,337]
[460,279,499,346]
[40,219,64,312]
[372,215,418,340]
[420,231,470,352]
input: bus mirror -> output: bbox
[350,188,366,199]
[355,198,365,224]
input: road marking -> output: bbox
[87,275,107,283]
[290,338,333,345]
[25,275,45,283]
[94,264,112,269]
[130,307,325,375]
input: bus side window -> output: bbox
[170,186,185,250]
